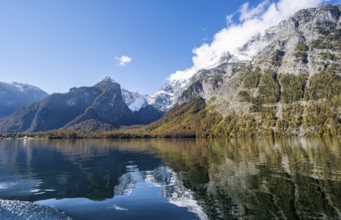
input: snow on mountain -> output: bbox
[97,76,148,112]
[121,89,147,112]
[0,81,48,118]
[148,3,315,112]
[11,82,42,92]
[0,82,47,96]
[147,84,174,112]
[148,1,329,112]
[12,82,26,92]
[148,53,248,111]
[0,77,164,132]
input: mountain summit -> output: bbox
[95,76,118,89]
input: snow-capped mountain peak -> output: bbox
[148,52,246,112]
[147,83,174,112]
[121,89,147,112]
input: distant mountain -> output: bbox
[121,89,147,112]
[147,84,174,112]
[0,82,48,118]
[0,77,163,132]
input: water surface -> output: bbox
[0,138,340,219]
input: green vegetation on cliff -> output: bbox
[305,71,341,100]
[294,42,309,63]
[279,74,307,103]
[243,69,260,89]
[140,70,341,138]
[257,70,281,104]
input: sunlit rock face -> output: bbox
[147,5,341,137]
[150,6,341,112]
[181,5,341,104]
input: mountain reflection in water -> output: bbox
[0,138,340,219]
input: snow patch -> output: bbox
[11,82,44,93]
[128,96,147,112]
[121,89,147,112]
[12,83,25,92]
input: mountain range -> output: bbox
[0,77,162,132]
[0,5,340,137]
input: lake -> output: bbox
[0,138,340,219]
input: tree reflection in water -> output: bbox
[0,138,340,219]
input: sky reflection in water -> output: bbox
[0,138,340,219]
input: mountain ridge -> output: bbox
[0,82,48,118]
[0,77,163,132]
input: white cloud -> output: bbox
[115,55,132,66]
[239,0,270,22]
[169,0,325,82]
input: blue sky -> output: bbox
[0,0,339,94]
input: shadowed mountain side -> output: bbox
[0,82,48,118]
[0,78,163,132]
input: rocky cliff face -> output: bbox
[250,5,341,74]
[146,5,341,137]
[180,5,341,103]
[0,77,163,132]
[150,5,341,111]
[0,82,48,118]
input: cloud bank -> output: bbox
[169,0,326,82]
[115,55,132,66]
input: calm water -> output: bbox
[0,138,340,219]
